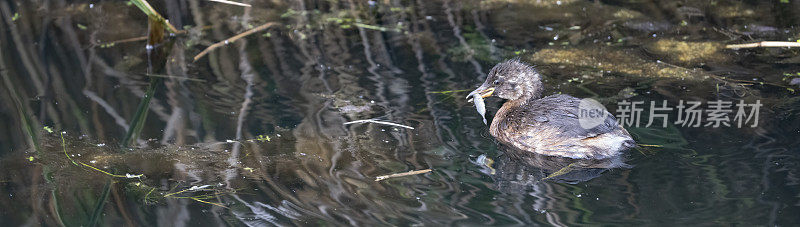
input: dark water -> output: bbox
[2,0,800,226]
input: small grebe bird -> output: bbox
[468,59,635,159]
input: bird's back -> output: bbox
[490,94,635,159]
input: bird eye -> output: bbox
[492,80,500,85]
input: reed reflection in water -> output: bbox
[1,0,800,226]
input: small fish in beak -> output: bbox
[467,87,494,125]
[466,87,495,103]
[472,93,487,125]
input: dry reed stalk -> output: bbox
[193,22,278,61]
[726,41,800,49]
[375,169,432,181]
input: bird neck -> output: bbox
[519,79,543,101]
[515,91,541,104]
[489,98,525,138]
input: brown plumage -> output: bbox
[468,59,635,159]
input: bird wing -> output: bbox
[497,95,623,156]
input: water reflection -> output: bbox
[1,0,800,225]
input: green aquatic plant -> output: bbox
[446,26,497,63]
[45,132,132,226]
[58,129,144,178]
[281,7,406,33]
[783,72,800,93]
[88,180,113,227]
[121,77,159,148]
[51,131,239,216]
[161,185,231,208]
[427,89,472,94]
[255,134,271,142]
[542,162,581,180]
[128,0,178,33]
[353,22,402,32]
[0,57,40,152]
[121,13,175,148]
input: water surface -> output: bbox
[1,0,800,225]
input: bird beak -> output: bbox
[466,87,495,102]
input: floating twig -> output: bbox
[207,0,251,7]
[375,169,432,181]
[709,74,793,89]
[97,26,212,47]
[726,41,800,49]
[99,36,148,47]
[343,119,414,129]
[193,22,279,61]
